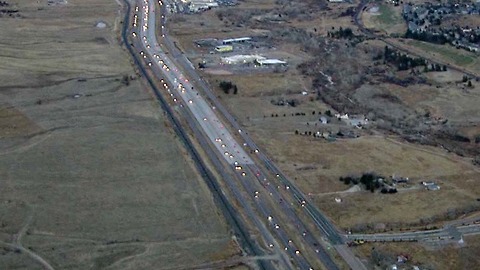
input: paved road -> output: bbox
[347,224,480,242]
[134,0,333,269]
[146,1,370,270]
[129,0,372,269]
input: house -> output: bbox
[335,113,349,119]
[392,175,409,184]
[319,116,328,124]
[426,184,440,191]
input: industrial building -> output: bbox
[215,45,233,53]
[186,0,219,12]
[221,37,252,45]
[255,59,287,66]
[221,54,265,65]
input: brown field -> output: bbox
[168,0,480,240]
[0,0,237,269]
[353,234,480,270]
[200,62,480,231]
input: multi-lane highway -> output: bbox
[131,0,344,269]
[126,0,382,269]
[123,2,480,269]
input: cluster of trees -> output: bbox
[405,28,480,48]
[383,46,427,71]
[0,1,10,7]
[327,27,355,39]
[404,29,448,45]
[462,75,474,87]
[339,173,386,193]
[219,81,238,94]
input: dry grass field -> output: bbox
[201,63,480,231]
[353,234,480,270]
[0,0,238,269]
[168,0,480,238]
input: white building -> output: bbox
[255,59,287,66]
[221,54,265,65]
[222,37,252,44]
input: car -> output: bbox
[235,165,242,171]
[274,224,280,229]
[267,216,273,221]
[221,144,226,148]
[241,172,246,176]
[203,117,207,121]
[295,250,300,255]
[215,138,222,142]
[254,191,259,198]
[268,243,274,248]
[188,100,193,104]
[132,32,137,37]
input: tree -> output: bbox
[219,81,233,94]
[325,110,332,117]
[295,130,299,135]
[233,85,238,94]
[468,80,473,87]
[442,65,447,71]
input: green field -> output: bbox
[376,5,400,26]
[410,40,476,66]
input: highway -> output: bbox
[126,0,365,269]
[131,0,343,269]
[123,1,480,269]
[154,2,369,269]
[157,6,346,247]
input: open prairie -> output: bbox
[0,0,237,269]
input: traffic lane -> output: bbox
[140,11,253,165]
[135,1,294,268]
[139,44,252,164]
[234,171,313,270]
[247,164,339,270]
